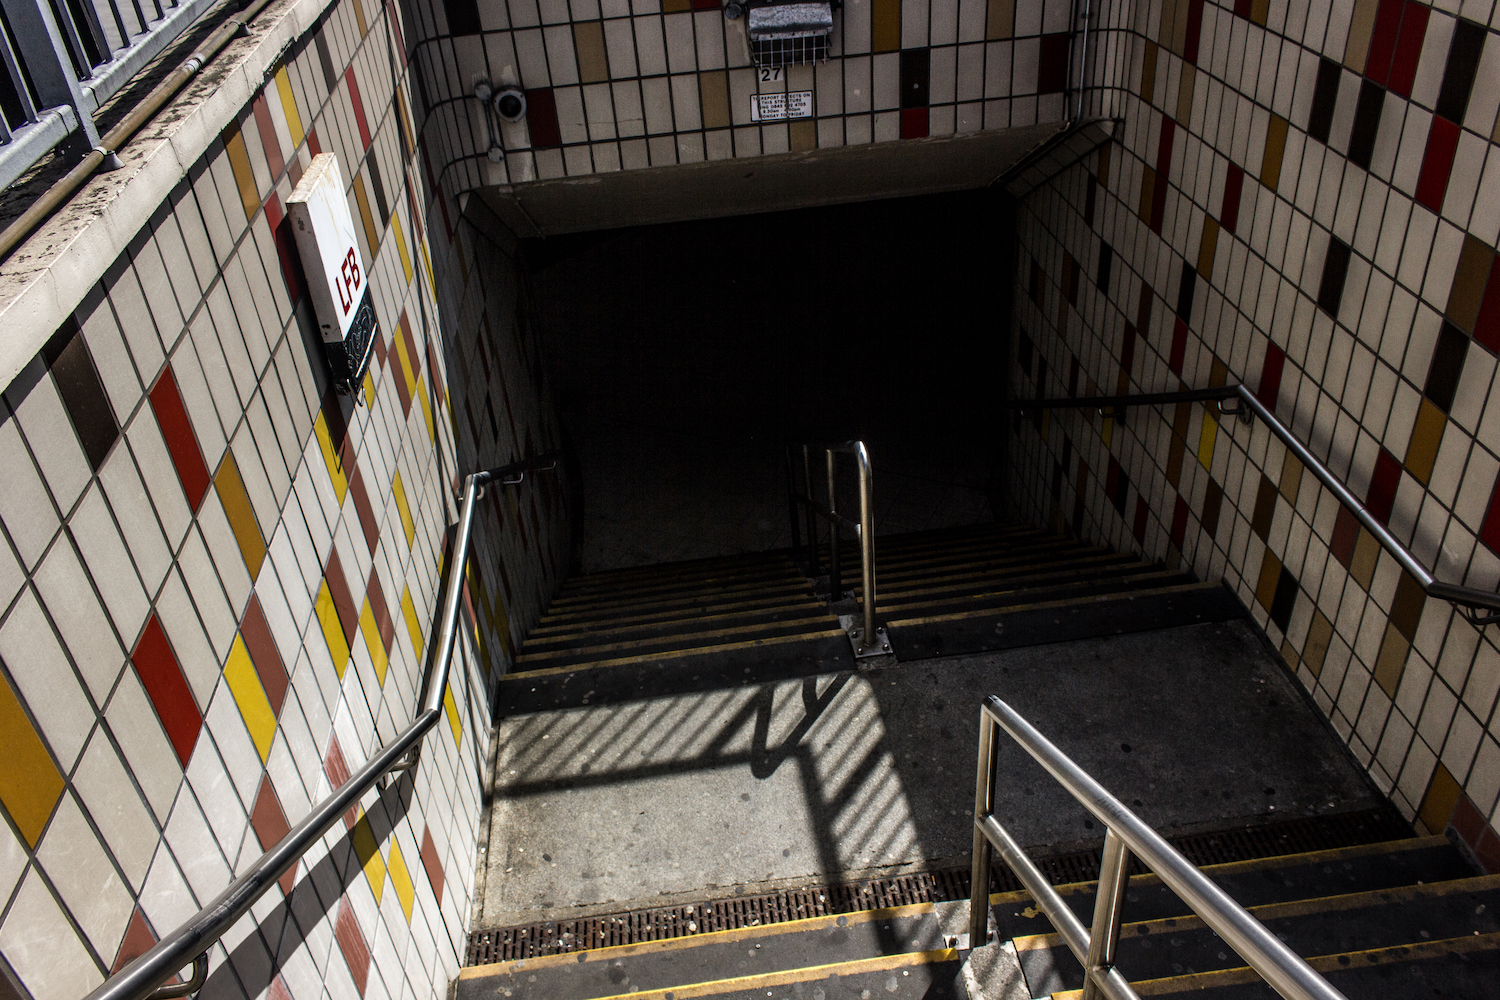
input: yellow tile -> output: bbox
[420,238,435,292]
[417,374,435,443]
[789,120,816,152]
[1138,166,1156,222]
[352,812,386,901]
[1418,762,1462,835]
[1344,0,1379,71]
[1101,415,1113,449]
[1350,528,1381,590]
[1197,411,1218,470]
[1445,235,1492,332]
[1279,450,1303,502]
[1250,0,1270,26]
[225,636,277,762]
[353,175,378,262]
[985,0,1013,40]
[388,840,415,922]
[443,684,461,746]
[314,412,349,503]
[871,0,900,51]
[362,371,376,409]
[699,71,730,130]
[401,585,424,659]
[1405,399,1447,485]
[392,471,416,548]
[223,128,260,222]
[275,67,304,148]
[1255,549,1282,612]
[1302,611,1333,679]
[317,580,351,679]
[0,674,65,847]
[1261,115,1288,191]
[1198,216,1219,279]
[351,0,367,35]
[215,453,266,577]
[573,21,610,83]
[661,0,689,10]
[1373,622,1409,698]
[359,598,388,687]
[393,219,414,286]
[393,327,418,400]
[1176,62,1195,126]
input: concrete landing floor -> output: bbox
[473,620,1381,929]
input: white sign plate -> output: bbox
[751,91,813,121]
[288,153,365,345]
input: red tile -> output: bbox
[1150,171,1169,233]
[307,126,321,157]
[1331,505,1360,567]
[325,549,359,644]
[426,342,447,406]
[1038,34,1070,94]
[1453,793,1487,847]
[1171,494,1189,547]
[112,908,157,973]
[269,976,293,1000]
[1106,457,1121,505]
[1220,164,1244,234]
[1069,354,1081,396]
[348,465,379,554]
[366,569,394,652]
[524,88,562,148]
[420,826,445,906]
[1119,323,1137,381]
[334,897,370,996]
[1169,317,1188,375]
[251,776,297,893]
[1084,175,1097,226]
[264,193,305,304]
[1183,0,1204,64]
[1415,115,1461,212]
[345,67,372,150]
[239,595,288,716]
[1473,255,1500,355]
[1388,1,1429,98]
[1156,118,1176,175]
[131,616,201,767]
[1233,0,1251,16]
[1133,496,1149,544]
[1481,470,1500,554]
[386,3,406,64]
[148,367,211,511]
[1366,448,1403,525]
[900,107,929,139]
[1257,341,1285,410]
[251,95,285,180]
[324,734,358,828]
[1366,0,1404,85]
[1476,826,1500,875]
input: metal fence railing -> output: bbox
[0,0,219,188]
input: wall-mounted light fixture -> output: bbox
[727,1,839,67]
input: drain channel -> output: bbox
[466,805,1411,965]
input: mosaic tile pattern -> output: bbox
[0,0,567,998]
[1009,0,1500,874]
[407,0,1097,191]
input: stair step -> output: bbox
[527,593,829,640]
[506,626,849,680]
[875,560,1166,611]
[990,836,1469,942]
[456,903,955,1000]
[1016,874,1500,994]
[522,600,832,652]
[552,565,806,608]
[560,552,796,590]
[1051,932,1500,999]
[539,579,816,622]
[515,613,841,667]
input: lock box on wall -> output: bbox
[288,153,378,396]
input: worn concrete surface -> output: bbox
[475,620,1379,928]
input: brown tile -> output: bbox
[1446,235,1493,332]
[1139,166,1157,221]
[420,826,445,906]
[789,120,816,152]
[573,22,609,84]
[1197,216,1219,279]
[1173,400,1193,439]
[872,0,901,52]
[1452,793,1487,847]
[1417,761,1462,835]
[1303,610,1333,678]
[1332,505,1359,566]
[1250,0,1270,25]
[1280,638,1300,671]
[1373,622,1410,698]
[1404,398,1447,485]
[1097,143,1112,186]
[1279,450,1304,502]
[662,0,690,10]
[112,908,157,973]
[1251,473,1279,540]
[1167,433,1185,487]
[985,0,1013,40]
[1350,528,1381,590]
[1141,42,1158,105]
[251,776,296,892]
[1344,0,1380,71]
[1177,62,1196,126]
[1261,114,1288,192]
[1389,570,1428,641]
[699,71,730,129]
[46,317,119,472]
[1256,548,1283,612]
[1208,357,1229,389]
[1202,477,1224,540]
[240,594,287,715]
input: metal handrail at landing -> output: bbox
[87,453,561,1000]
[785,440,888,659]
[1010,383,1500,627]
[967,694,1349,1000]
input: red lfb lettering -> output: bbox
[338,247,361,316]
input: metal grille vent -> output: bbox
[745,2,832,67]
[751,34,829,67]
[465,806,1410,965]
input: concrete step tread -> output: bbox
[875,563,1170,612]
[553,567,809,608]
[515,612,842,665]
[504,626,850,680]
[540,579,817,622]
[522,600,833,650]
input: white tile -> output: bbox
[0,420,61,570]
[68,484,150,643]
[0,589,97,770]
[35,793,135,961]
[10,373,92,516]
[104,669,182,822]
[0,869,104,1000]
[73,728,159,892]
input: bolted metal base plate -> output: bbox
[845,621,892,659]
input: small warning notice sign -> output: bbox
[751,91,813,121]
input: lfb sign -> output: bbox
[288,153,377,394]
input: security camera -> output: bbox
[493,85,527,123]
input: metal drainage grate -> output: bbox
[465,806,1411,966]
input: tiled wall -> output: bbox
[0,0,565,999]
[1009,0,1500,871]
[409,0,1097,191]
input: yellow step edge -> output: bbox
[459,901,938,979]
[565,948,959,1000]
[1012,873,1500,953]
[985,835,1453,907]
[526,598,828,643]
[516,613,841,664]
[505,628,849,680]
[887,581,1216,628]
[1049,931,1500,998]
[875,565,1162,612]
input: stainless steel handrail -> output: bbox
[784,441,884,656]
[86,453,560,1000]
[1011,383,1500,624]
[968,694,1349,1000]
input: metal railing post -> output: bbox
[0,0,101,147]
[968,708,997,945]
[856,442,876,644]
[1081,829,1131,1000]
[802,445,820,577]
[825,448,840,600]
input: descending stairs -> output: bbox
[457,835,1499,1000]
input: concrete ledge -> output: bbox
[0,0,339,392]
